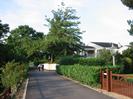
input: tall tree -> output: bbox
[0,20,9,42]
[121,0,133,9]
[45,2,83,60]
[0,20,11,66]
[121,0,133,35]
[7,25,45,62]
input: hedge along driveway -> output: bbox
[56,65,121,87]
[56,65,101,87]
[26,70,114,99]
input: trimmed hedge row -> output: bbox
[56,65,121,87]
[56,65,101,87]
[58,56,106,66]
[77,58,105,66]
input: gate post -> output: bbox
[108,70,112,92]
[106,69,109,91]
[100,69,104,89]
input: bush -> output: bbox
[1,61,28,93]
[56,65,101,87]
[58,56,106,66]
[58,56,78,65]
[97,49,112,65]
[122,57,133,73]
[77,58,105,66]
[56,65,121,87]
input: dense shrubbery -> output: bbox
[58,56,78,65]
[97,49,112,65]
[58,56,106,66]
[57,65,101,87]
[77,58,105,66]
[56,65,121,87]
[1,61,28,94]
[122,48,133,73]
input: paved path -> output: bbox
[26,71,114,99]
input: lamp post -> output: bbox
[110,44,116,66]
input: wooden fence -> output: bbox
[101,69,133,98]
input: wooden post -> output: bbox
[106,69,109,91]
[101,70,104,89]
[108,70,112,92]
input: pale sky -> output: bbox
[0,0,133,45]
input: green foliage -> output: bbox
[0,44,13,66]
[97,49,112,65]
[126,78,133,83]
[0,20,11,66]
[115,52,123,65]
[122,48,133,59]
[0,20,9,40]
[77,58,105,66]
[58,56,106,66]
[121,0,133,36]
[119,47,133,73]
[123,57,132,66]
[122,57,133,73]
[45,2,83,59]
[1,61,28,92]
[7,25,45,62]
[58,56,78,65]
[121,0,133,9]
[56,65,101,87]
[127,20,133,35]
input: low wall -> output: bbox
[43,63,58,70]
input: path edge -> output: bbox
[22,78,29,99]
[60,75,132,99]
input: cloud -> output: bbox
[0,0,133,45]
[1,0,59,32]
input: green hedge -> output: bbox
[58,56,78,65]
[56,65,101,87]
[58,56,106,66]
[1,61,29,93]
[56,65,121,87]
[77,58,105,66]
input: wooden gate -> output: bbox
[101,69,133,98]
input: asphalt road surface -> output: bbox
[26,70,114,99]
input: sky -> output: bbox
[0,0,133,45]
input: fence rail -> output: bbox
[101,69,133,98]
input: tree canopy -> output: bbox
[0,20,11,66]
[121,0,133,9]
[121,0,133,36]
[0,20,9,41]
[45,2,83,60]
[7,25,45,62]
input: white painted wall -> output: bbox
[118,46,128,54]
[43,63,58,70]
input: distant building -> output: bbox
[118,45,129,54]
[81,42,120,57]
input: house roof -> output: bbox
[91,42,119,48]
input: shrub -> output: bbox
[58,56,78,65]
[77,58,105,66]
[1,61,28,93]
[58,56,106,66]
[97,49,112,65]
[56,65,101,87]
[122,57,133,73]
[56,65,121,87]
